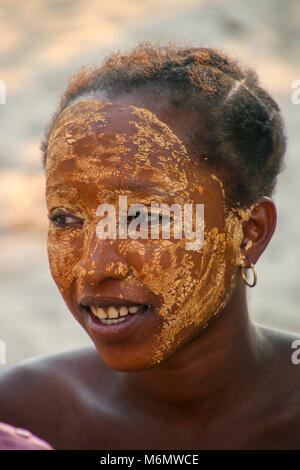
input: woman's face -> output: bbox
[45,98,246,371]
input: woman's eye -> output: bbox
[127,211,143,224]
[127,211,171,226]
[49,213,83,228]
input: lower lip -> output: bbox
[84,306,153,343]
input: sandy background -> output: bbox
[0,0,299,365]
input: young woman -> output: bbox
[0,44,299,450]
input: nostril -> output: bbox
[74,264,129,285]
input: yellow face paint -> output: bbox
[46,99,250,369]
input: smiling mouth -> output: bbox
[85,304,149,325]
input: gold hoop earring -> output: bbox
[241,262,257,288]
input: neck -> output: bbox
[117,280,265,413]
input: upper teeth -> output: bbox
[90,305,141,320]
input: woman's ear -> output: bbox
[240,196,277,266]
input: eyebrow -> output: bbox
[117,180,169,194]
[47,179,170,197]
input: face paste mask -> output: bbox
[46,99,250,367]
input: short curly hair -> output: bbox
[41,42,286,207]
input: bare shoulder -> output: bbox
[257,323,300,389]
[0,346,110,440]
[254,323,300,448]
[257,322,300,365]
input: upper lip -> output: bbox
[79,296,148,309]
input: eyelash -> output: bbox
[48,212,83,228]
[127,212,173,225]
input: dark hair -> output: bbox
[41,42,286,207]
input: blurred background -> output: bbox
[0,0,299,365]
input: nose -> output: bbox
[74,230,129,286]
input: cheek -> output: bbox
[124,238,198,313]
[138,215,244,364]
[47,226,82,296]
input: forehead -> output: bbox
[46,99,224,206]
[47,98,190,165]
